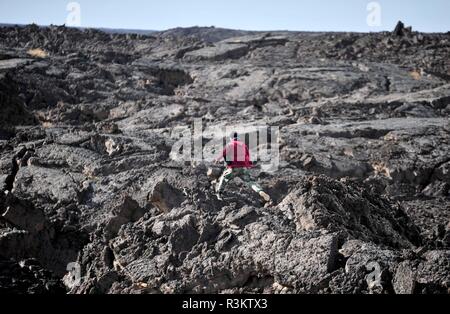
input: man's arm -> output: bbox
[214,145,227,163]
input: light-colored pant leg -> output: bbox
[216,168,233,193]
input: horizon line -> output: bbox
[1,21,449,35]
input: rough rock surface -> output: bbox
[0,23,449,294]
[0,258,66,294]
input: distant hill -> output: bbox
[0,23,157,35]
[93,27,157,35]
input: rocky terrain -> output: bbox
[0,22,449,294]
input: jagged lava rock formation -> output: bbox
[0,23,449,294]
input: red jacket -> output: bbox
[218,140,254,169]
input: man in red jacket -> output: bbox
[214,132,272,203]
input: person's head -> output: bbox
[230,131,239,141]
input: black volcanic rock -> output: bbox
[0,258,66,294]
[393,21,409,37]
[278,176,422,248]
[0,24,448,294]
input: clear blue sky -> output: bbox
[0,0,449,32]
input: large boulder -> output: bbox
[147,179,185,213]
[12,165,81,208]
[105,196,147,240]
[393,251,450,294]
[278,176,422,248]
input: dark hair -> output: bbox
[230,132,238,140]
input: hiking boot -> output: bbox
[259,191,271,203]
